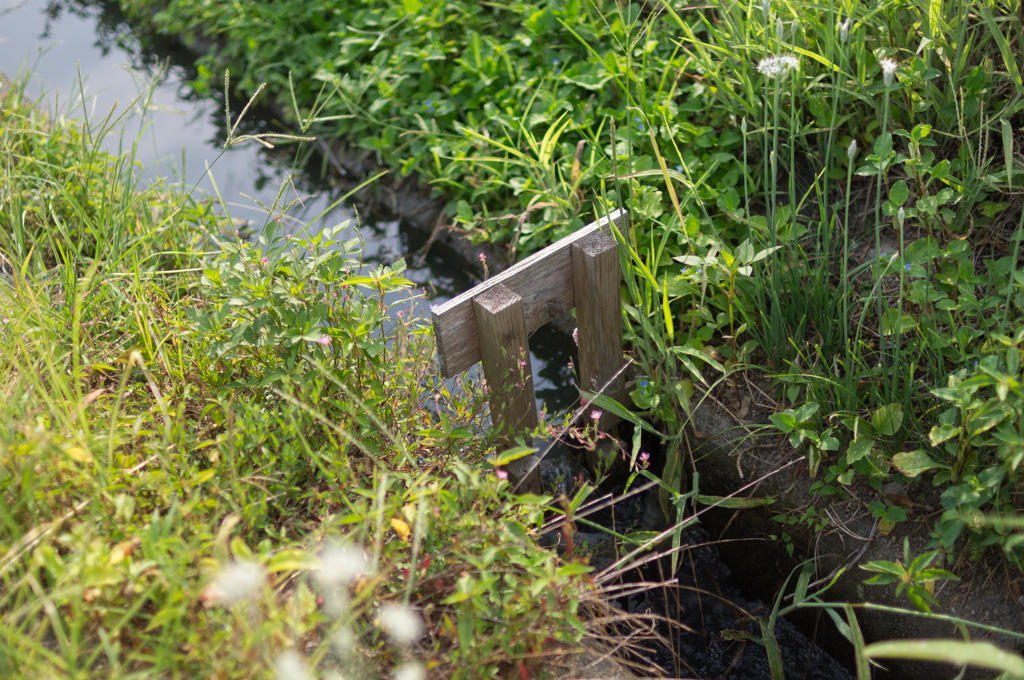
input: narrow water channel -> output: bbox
[0,0,579,411]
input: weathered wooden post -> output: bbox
[572,231,627,479]
[472,284,540,492]
[431,208,629,491]
[572,231,625,429]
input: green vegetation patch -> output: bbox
[0,78,603,679]
[100,0,1024,582]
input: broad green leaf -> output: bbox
[904,237,940,265]
[847,437,875,463]
[770,411,798,432]
[735,239,754,264]
[892,450,947,477]
[889,179,909,207]
[871,403,904,436]
[794,402,819,423]
[929,424,960,446]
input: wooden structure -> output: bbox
[431,209,629,492]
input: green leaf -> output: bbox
[488,446,537,467]
[770,411,798,432]
[892,450,947,478]
[557,563,594,577]
[904,237,940,265]
[881,309,918,336]
[871,403,904,436]
[584,392,660,435]
[885,506,908,523]
[268,548,314,573]
[929,424,961,446]
[794,402,819,423]
[865,640,1024,676]
[735,239,755,264]
[889,180,909,207]
[847,437,875,463]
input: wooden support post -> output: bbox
[431,208,628,378]
[472,284,542,494]
[572,231,625,429]
[572,232,627,482]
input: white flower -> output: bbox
[316,544,368,588]
[332,627,355,655]
[377,604,424,646]
[762,0,771,20]
[275,651,311,680]
[393,663,426,680]
[897,207,906,228]
[880,58,898,88]
[847,139,858,160]
[207,560,264,606]
[775,17,784,43]
[757,55,799,79]
[839,18,850,43]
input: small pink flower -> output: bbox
[639,452,650,468]
[495,468,508,481]
[572,328,579,346]
[397,311,404,318]
[318,334,332,346]
[590,410,603,421]
[478,253,486,262]
[261,257,268,265]
[519,359,526,369]
[580,398,588,408]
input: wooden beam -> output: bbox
[472,284,541,494]
[432,208,628,378]
[572,231,625,432]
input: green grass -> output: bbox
[0,74,628,679]
[91,0,1024,571]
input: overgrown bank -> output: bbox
[107,0,1024,580]
[9,0,1024,674]
[0,76,648,679]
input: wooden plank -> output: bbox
[432,208,628,378]
[472,284,541,494]
[572,231,625,432]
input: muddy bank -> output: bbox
[537,443,854,679]
[686,393,1024,680]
